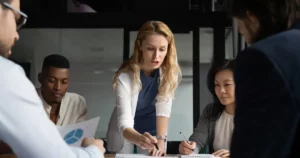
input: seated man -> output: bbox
[37,54,87,125]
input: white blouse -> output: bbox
[213,111,234,151]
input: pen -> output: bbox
[179,132,194,151]
[154,143,159,150]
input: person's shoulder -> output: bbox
[270,29,300,42]
[118,71,131,80]
[197,103,215,121]
[252,29,300,53]
[0,57,43,106]
[116,71,134,87]
[0,57,25,82]
[65,92,86,102]
[203,103,214,113]
[0,57,24,75]
[0,56,14,67]
[199,103,214,117]
[240,29,300,69]
[64,92,87,109]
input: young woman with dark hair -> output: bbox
[179,59,236,158]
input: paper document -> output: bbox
[180,154,221,158]
[56,117,100,147]
[115,154,220,158]
[116,154,177,158]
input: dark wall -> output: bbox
[21,0,65,14]
[75,0,190,12]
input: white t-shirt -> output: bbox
[0,56,103,158]
[213,111,234,151]
[37,89,87,126]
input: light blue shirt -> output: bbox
[0,56,103,158]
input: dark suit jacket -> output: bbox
[231,20,300,158]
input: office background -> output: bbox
[11,0,245,153]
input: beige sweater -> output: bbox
[37,88,87,126]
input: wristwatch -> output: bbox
[156,135,167,142]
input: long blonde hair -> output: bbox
[113,20,182,98]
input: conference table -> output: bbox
[0,154,117,158]
[0,154,179,158]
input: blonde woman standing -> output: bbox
[107,21,181,156]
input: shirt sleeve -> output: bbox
[115,76,134,134]
[0,64,103,158]
[189,104,211,153]
[155,95,173,117]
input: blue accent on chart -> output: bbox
[64,128,84,144]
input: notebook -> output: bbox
[180,154,221,158]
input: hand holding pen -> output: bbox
[179,132,196,155]
[148,137,166,157]
[137,132,165,156]
[138,132,157,149]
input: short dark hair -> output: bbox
[206,59,236,118]
[230,0,300,42]
[42,54,70,72]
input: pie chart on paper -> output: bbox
[64,128,84,144]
